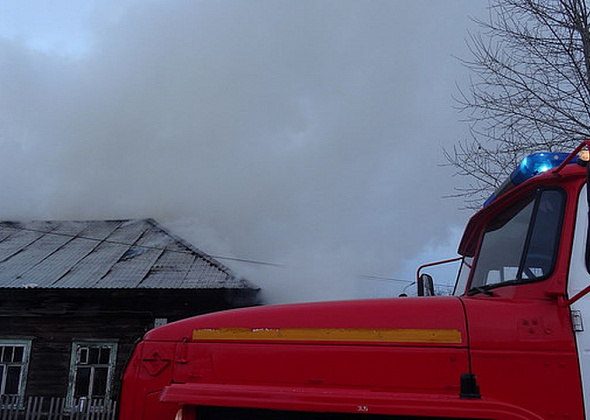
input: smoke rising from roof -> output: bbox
[0,1,484,303]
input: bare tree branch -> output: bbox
[450,0,590,208]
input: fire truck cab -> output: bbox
[119,142,590,419]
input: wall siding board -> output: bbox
[0,288,258,400]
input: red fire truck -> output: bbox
[119,141,590,419]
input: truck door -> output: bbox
[568,184,590,419]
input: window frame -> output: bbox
[468,188,566,293]
[0,338,32,407]
[66,340,118,407]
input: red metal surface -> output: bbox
[161,383,545,419]
[159,297,469,403]
[119,341,180,420]
[462,296,584,419]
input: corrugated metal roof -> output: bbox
[0,219,254,290]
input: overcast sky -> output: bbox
[0,1,488,303]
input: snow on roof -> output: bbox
[0,219,255,290]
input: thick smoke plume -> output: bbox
[0,1,484,303]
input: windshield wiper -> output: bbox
[467,286,495,297]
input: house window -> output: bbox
[0,339,32,399]
[68,342,117,402]
[154,318,167,328]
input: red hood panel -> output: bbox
[134,297,471,406]
[146,297,469,401]
[146,297,467,347]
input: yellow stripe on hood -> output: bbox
[192,327,462,344]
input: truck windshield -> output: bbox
[468,189,565,292]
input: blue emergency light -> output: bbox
[484,152,574,206]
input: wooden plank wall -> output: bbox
[0,288,259,399]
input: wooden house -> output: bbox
[0,219,259,412]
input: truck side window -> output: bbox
[453,257,473,296]
[469,189,565,290]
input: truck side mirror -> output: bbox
[417,273,435,296]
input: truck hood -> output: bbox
[147,297,470,404]
[145,296,467,347]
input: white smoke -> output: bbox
[0,1,485,303]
